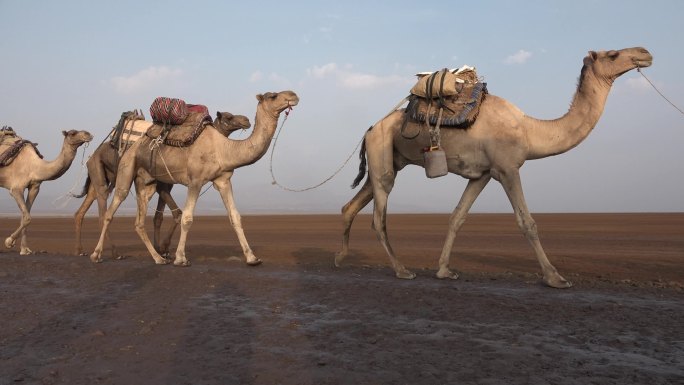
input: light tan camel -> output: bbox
[0,130,93,254]
[73,111,251,259]
[336,47,653,288]
[89,90,299,266]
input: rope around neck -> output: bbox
[268,108,364,192]
[53,142,91,208]
[637,68,684,116]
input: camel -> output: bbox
[88,90,299,266]
[73,111,251,259]
[0,129,93,254]
[336,47,653,288]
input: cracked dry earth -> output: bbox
[0,213,682,384]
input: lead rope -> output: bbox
[269,106,364,192]
[53,141,91,208]
[637,67,684,116]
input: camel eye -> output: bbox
[607,50,619,59]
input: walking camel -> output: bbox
[336,47,653,288]
[0,129,93,254]
[89,90,299,266]
[73,111,251,259]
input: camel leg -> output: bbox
[133,179,168,265]
[156,184,181,257]
[371,171,414,278]
[213,173,261,266]
[498,169,572,288]
[91,182,120,259]
[364,127,414,279]
[152,192,166,255]
[436,174,492,279]
[74,182,97,256]
[89,185,128,263]
[89,151,137,263]
[173,184,202,267]
[18,184,40,255]
[5,188,32,254]
[335,177,373,266]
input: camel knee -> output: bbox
[517,217,539,241]
[181,214,193,228]
[377,173,395,192]
[113,187,129,200]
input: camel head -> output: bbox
[215,112,251,134]
[62,130,94,147]
[583,47,652,83]
[256,90,300,115]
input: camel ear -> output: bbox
[256,94,264,102]
[62,130,68,137]
[216,111,222,119]
[584,51,598,66]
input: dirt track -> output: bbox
[0,213,682,384]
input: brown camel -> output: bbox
[89,90,299,266]
[73,111,251,258]
[336,47,653,288]
[0,129,93,254]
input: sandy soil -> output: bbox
[0,213,682,384]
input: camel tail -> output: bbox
[71,175,91,199]
[350,129,369,189]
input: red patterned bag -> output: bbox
[150,97,189,125]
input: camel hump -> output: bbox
[0,139,43,167]
[407,65,487,129]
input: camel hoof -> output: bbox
[395,270,416,280]
[173,260,191,267]
[90,254,103,263]
[5,237,15,249]
[154,259,170,265]
[19,248,33,256]
[334,251,347,267]
[246,258,262,266]
[544,275,573,289]
[436,268,459,280]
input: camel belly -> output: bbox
[446,154,488,179]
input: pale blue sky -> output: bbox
[1,0,682,215]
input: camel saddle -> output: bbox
[406,66,487,128]
[146,105,212,147]
[109,111,147,152]
[0,127,43,167]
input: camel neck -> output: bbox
[223,104,280,168]
[524,65,612,160]
[40,141,80,181]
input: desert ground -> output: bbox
[0,213,682,384]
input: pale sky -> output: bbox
[1,0,682,216]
